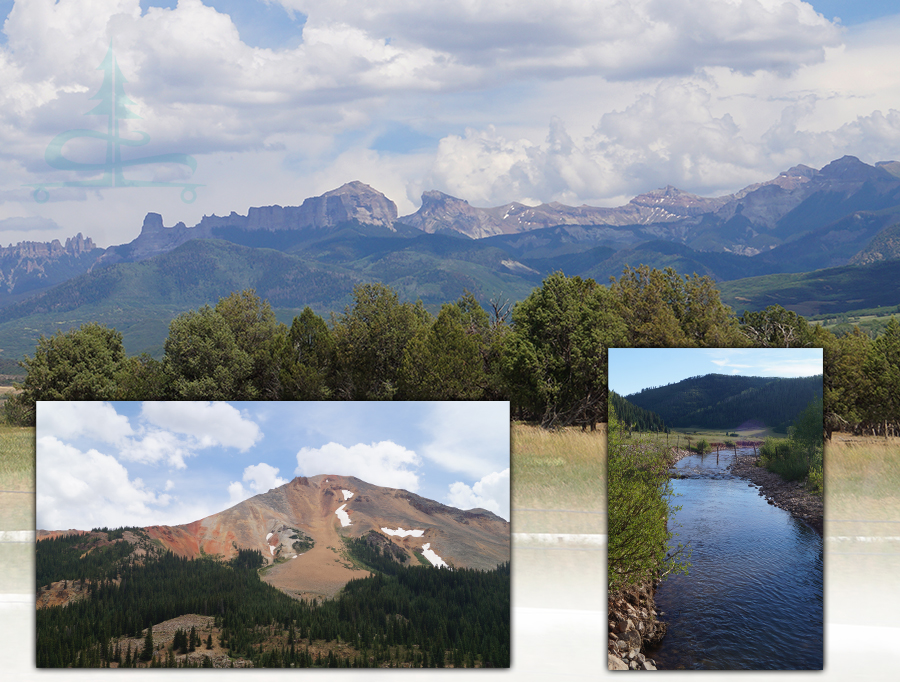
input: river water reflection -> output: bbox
[649,447,823,669]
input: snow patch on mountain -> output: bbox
[381,527,424,537]
[421,543,448,568]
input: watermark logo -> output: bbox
[27,43,202,203]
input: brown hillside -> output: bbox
[49,474,509,600]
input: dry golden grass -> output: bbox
[0,425,34,536]
[0,425,34,492]
[511,423,606,535]
[825,436,900,522]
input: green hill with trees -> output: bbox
[608,392,667,433]
[4,263,900,440]
[625,374,823,432]
[36,527,509,669]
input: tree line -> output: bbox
[6,264,900,436]
[608,391,667,433]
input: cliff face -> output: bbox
[0,233,103,302]
[100,182,400,265]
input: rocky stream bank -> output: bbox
[607,448,692,670]
[607,445,823,670]
[607,583,666,670]
[728,454,823,536]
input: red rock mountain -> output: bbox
[119,474,507,599]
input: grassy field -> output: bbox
[626,426,777,448]
[0,425,34,594]
[0,425,33,493]
[826,436,900,522]
[511,423,606,535]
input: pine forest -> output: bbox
[35,529,510,669]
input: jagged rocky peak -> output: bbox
[140,212,165,235]
[818,155,879,181]
[400,190,507,238]
[629,185,729,216]
[1,233,97,257]
[295,180,399,230]
[64,233,97,254]
[419,189,471,209]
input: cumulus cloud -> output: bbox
[243,463,289,493]
[36,435,165,530]
[295,441,421,491]
[278,0,839,79]
[446,468,510,520]
[117,428,194,470]
[222,461,288,508]
[37,401,134,444]
[140,401,262,451]
[38,402,263,471]
[427,79,900,206]
[419,402,510,479]
[0,1,841,174]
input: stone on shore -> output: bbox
[608,653,629,670]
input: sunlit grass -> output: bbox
[511,423,606,534]
[826,436,900,521]
[0,425,34,533]
[0,425,33,492]
[624,427,774,450]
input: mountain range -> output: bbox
[38,473,510,601]
[6,155,900,358]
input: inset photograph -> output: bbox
[35,401,510,669]
[607,348,823,670]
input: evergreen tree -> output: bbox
[140,624,154,662]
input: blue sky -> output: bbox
[3,1,900,247]
[35,400,511,531]
[608,348,824,397]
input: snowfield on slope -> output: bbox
[335,504,351,527]
[381,527,425,537]
[421,543,449,568]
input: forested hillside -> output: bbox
[625,374,823,432]
[36,527,509,668]
[5,264,900,438]
[608,392,666,432]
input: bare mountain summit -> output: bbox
[141,474,509,599]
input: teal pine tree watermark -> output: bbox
[28,42,202,203]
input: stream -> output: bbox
[648,447,823,670]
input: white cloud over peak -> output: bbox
[446,468,510,521]
[243,462,289,494]
[227,461,289,506]
[295,441,421,491]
